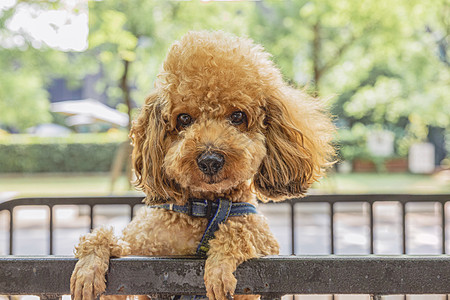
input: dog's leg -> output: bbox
[71,226,130,300]
[204,255,259,300]
[204,216,279,300]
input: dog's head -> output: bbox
[130,31,335,204]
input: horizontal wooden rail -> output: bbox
[1,256,450,297]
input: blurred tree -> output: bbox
[250,0,426,94]
[249,0,449,158]
[333,0,450,153]
[0,2,63,131]
[0,0,91,132]
[86,0,254,129]
[1,0,448,160]
[86,1,174,130]
[0,49,52,131]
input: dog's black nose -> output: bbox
[197,151,224,176]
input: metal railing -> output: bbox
[1,194,450,298]
[1,255,450,299]
[289,194,450,255]
[0,196,143,255]
[1,194,449,255]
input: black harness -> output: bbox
[150,198,258,256]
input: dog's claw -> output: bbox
[227,292,234,300]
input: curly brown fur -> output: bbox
[71,30,335,300]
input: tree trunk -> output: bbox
[120,59,132,131]
[312,20,321,96]
[113,59,133,191]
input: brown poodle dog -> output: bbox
[70,31,335,300]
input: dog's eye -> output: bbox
[230,111,246,125]
[177,113,193,128]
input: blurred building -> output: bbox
[47,73,107,104]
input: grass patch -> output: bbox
[0,172,449,200]
[314,172,450,194]
[0,173,138,198]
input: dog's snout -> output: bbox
[197,151,224,176]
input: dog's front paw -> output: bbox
[70,254,109,300]
[204,263,237,300]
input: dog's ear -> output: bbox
[252,87,335,202]
[130,92,179,203]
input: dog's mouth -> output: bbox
[204,175,228,185]
[188,174,235,193]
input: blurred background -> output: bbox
[1,2,450,300]
[1,0,449,199]
[1,0,450,259]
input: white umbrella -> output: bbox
[51,99,129,127]
[65,115,95,127]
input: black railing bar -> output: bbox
[442,202,446,255]
[2,194,450,212]
[9,208,13,255]
[290,200,295,255]
[293,194,450,204]
[402,202,407,254]
[49,205,53,255]
[130,204,135,221]
[89,204,94,231]
[369,202,374,254]
[330,202,334,254]
[0,196,145,211]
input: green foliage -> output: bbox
[86,0,256,110]
[0,133,127,173]
[0,1,90,132]
[1,0,449,157]
[344,77,405,124]
[0,69,51,131]
[0,46,67,131]
[250,0,449,147]
[0,143,118,173]
[336,123,370,161]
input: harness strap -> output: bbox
[196,198,232,256]
[150,198,257,256]
[151,199,257,218]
